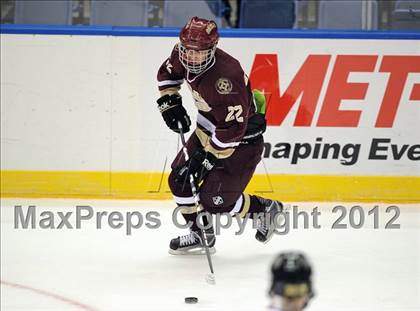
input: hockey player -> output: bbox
[156,16,283,254]
[268,252,314,311]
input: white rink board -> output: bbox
[1,34,419,175]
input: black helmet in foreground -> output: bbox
[270,251,314,301]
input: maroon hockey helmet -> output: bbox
[178,16,219,74]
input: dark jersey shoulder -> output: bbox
[214,48,244,75]
[210,48,247,93]
[189,48,250,112]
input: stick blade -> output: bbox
[206,273,216,285]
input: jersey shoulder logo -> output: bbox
[215,78,233,95]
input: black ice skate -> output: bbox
[169,229,216,255]
[255,199,283,244]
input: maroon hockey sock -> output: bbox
[179,205,211,232]
[233,194,267,218]
[181,212,200,232]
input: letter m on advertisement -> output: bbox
[249,54,331,126]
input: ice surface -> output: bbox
[1,198,419,311]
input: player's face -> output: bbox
[178,43,216,74]
[281,295,307,311]
[180,48,209,65]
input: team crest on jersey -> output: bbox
[215,78,233,95]
[212,196,224,206]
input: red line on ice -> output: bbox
[1,280,101,311]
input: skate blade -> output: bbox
[168,247,216,256]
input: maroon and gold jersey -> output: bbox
[157,44,256,158]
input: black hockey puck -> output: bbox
[184,297,198,304]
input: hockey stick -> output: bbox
[177,122,216,285]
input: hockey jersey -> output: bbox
[157,44,256,158]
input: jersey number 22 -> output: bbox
[226,105,243,123]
